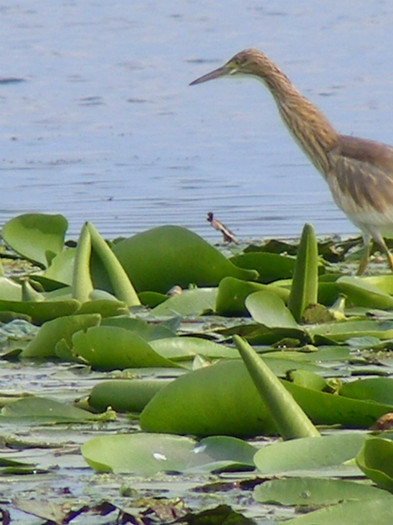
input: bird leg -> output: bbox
[380,241,393,273]
[356,240,371,276]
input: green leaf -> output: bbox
[81,433,256,474]
[280,497,393,525]
[0,396,96,423]
[0,298,81,325]
[229,252,295,283]
[340,378,393,405]
[72,222,94,302]
[86,222,140,307]
[151,288,217,316]
[140,360,276,437]
[356,437,393,491]
[234,336,319,439]
[70,325,179,370]
[215,276,290,316]
[140,360,393,437]
[2,213,68,267]
[253,432,365,475]
[288,223,319,322]
[21,313,101,358]
[112,225,258,293]
[88,379,173,412]
[254,477,390,506]
[338,276,393,309]
[245,290,300,330]
[150,337,239,360]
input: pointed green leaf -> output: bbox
[72,223,94,302]
[86,222,140,307]
[234,335,319,439]
[288,223,318,322]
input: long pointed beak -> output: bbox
[190,65,229,86]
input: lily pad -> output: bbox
[253,432,365,475]
[254,477,391,506]
[81,433,256,474]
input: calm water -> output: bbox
[1,1,393,242]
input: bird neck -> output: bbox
[259,67,339,176]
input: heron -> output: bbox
[190,49,393,274]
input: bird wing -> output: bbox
[327,135,393,216]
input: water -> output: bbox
[1,1,393,242]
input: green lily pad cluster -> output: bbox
[3,213,393,523]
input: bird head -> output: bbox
[190,49,264,85]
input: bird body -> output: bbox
[190,49,393,273]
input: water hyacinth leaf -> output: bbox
[253,433,365,475]
[356,437,393,491]
[81,433,256,475]
[112,225,258,293]
[229,252,295,283]
[288,223,319,322]
[234,335,319,439]
[254,477,391,506]
[0,298,81,325]
[281,497,393,525]
[1,396,96,423]
[151,288,217,316]
[2,213,68,267]
[337,276,393,309]
[215,276,290,316]
[150,337,239,360]
[72,222,94,303]
[21,313,101,358]
[86,222,140,307]
[70,325,179,370]
[88,379,173,412]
